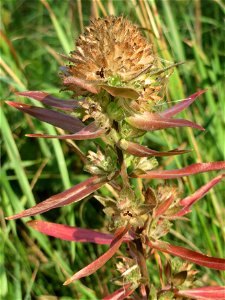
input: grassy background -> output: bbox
[1,0,224,299]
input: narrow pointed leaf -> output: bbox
[176,174,225,217]
[176,286,225,299]
[99,84,140,99]
[5,176,107,220]
[154,194,174,217]
[17,91,81,110]
[127,112,204,131]
[63,225,130,285]
[118,139,191,157]
[27,220,114,244]
[148,241,225,270]
[160,90,206,118]
[6,101,84,132]
[133,162,225,179]
[26,122,104,140]
[103,284,133,300]
[63,76,98,94]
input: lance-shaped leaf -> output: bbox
[99,84,140,99]
[126,112,204,131]
[6,101,84,133]
[118,139,191,157]
[63,76,99,94]
[27,220,114,244]
[27,220,132,244]
[133,162,225,179]
[154,194,175,217]
[63,225,130,285]
[26,122,105,140]
[175,174,225,217]
[160,90,206,118]
[103,283,134,300]
[175,286,225,299]
[148,240,225,270]
[17,91,81,110]
[5,176,107,220]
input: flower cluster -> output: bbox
[6,16,225,299]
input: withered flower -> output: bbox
[62,15,169,113]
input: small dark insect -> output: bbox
[123,210,133,217]
[96,67,105,78]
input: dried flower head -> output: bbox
[62,16,170,109]
[66,16,154,82]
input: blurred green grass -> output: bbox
[1,0,224,299]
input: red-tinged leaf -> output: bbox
[154,194,174,217]
[5,101,84,133]
[17,91,80,110]
[148,240,225,270]
[160,90,206,118]
[126,112,204,131]
[26,122,104,140]
[118,139,191,157]
[175,174,225,217]
[99,84,140,99]
[175,286,225,299]
[5,176,107,220]
[180,174,225,207]
[63,76,98,94]
[133,162,225,179]
[103,284,134,300]
[63,225,130,285]
[27,220,114,244]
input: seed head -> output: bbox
[62,16,168,106]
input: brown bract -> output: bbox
[62,16,159,98]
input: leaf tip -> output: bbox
[26,220,37,228]
[63,278,72,285]
[5,215,15,220]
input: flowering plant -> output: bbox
[6,16,225,299]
